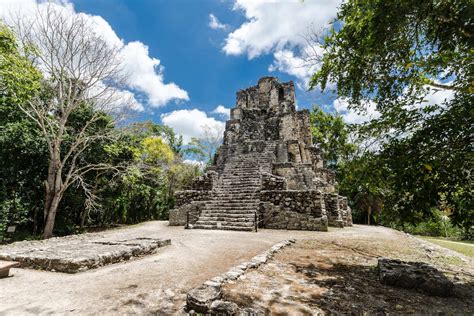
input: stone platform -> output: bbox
[0,235,170,273]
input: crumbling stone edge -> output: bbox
[186,239,296,314]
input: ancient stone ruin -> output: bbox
[169,77,352,231]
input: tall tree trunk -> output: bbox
[367,206,372,225]
[80,209,88,229]
[43,192,61,239]
[43,150,63,239]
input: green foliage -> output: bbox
[88,123,201,226]
[141,136,175,165]
[309,0,473,239]
[311,0,472,129]
[310,106,356,166]
[0,24,200,241]
[0,24,45,239]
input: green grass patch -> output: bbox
[420,236,474,257]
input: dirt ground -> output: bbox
[1,222,472,315]
[0,221,332,314]
[223,226,474,315]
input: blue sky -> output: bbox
[72,0,346,141]
[1,0,388,142]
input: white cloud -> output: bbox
[120,42,189,107]
[421,86,454,107]
[0,0,188,109]
[332,85,454,125]
[110,89,144,112]
[183,159,206,169]
[333,98,381,125]
[161,109,226,143]
[209,13,228,30]
[223,0,339,58]
[268,47,323,88]
[212,105,231,118]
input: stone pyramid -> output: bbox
[169,77,352,231]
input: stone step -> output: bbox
[197,216,254,222]
[203,206,257,211]
[213,192,259,196]
[206,199,260,206]
[211,194,259,198]
[194,220,255,227]
[220,181,260,185]
[212,191,260,195]
[219,178,259,181]
[199,212,256,218]
[192,224,254,232]
[220,175,260,178]
[219,181,260,185]
[218,184,260,188]
[216,188,260,191]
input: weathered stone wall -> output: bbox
[174,190,211,207]
[261,173,287,191]
[346,206,353,227]
[324,193,344,227]
[272,163,314,190]
[169,190,210,226]
[189,171,217,191]
[259,190,328,231]
[168,201,205,226]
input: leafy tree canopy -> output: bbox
[310,106,356,167]
[310,0,473,132]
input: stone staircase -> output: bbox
[193,145,275,231]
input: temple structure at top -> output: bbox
[169,77,352,231]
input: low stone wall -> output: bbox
[324,193,344,228]
[169,200,207,226]
[174,190,211,208]
[186,239,295,314]
[0,237,171,273]
[189,171,217,191]
[259,190,328,231]
[169,190,210,226]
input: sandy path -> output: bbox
[0,221,327,314]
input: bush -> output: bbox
[402,210,463,239]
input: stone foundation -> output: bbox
[0,236,170,273]
[259,190,328,231]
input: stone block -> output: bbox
[186,284,222,313]
[378,258,454,297]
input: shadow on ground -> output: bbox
[223,239,474,315]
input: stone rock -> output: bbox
[186,284,222,313]
[378,258,454,296]
[209,300,240,315]
[239,307,266,315]
[0,237,170,273]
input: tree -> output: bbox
[310,106,356,167]
[309,0,473,237]
[185,124,224,165]
[10,5,132,238]
[0,24,45,238]
[310,0,471,120]
[95,124,201,225]
[127,121,184,155]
